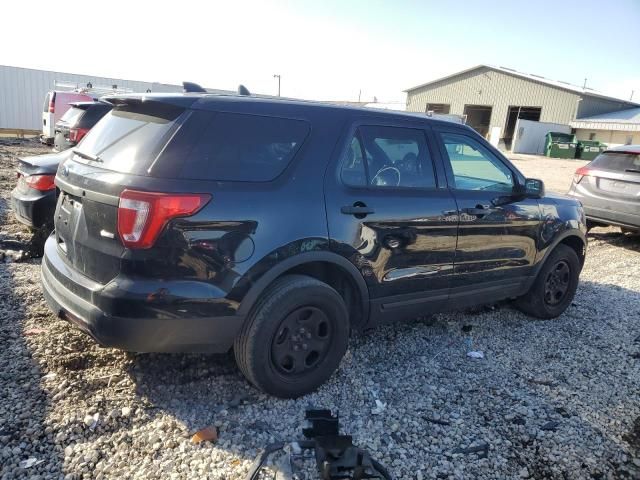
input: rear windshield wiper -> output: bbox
[73,149,103,163]
[624,168,640,173]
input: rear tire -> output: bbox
[514,244,580,319]
[234,275,349,398]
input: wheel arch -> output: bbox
[536,230,587,276]
[237,251,370,329]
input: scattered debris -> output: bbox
[42,372,57,381]
[452,441,489,458]
[466,351,484,359]
[424,417,450,426]
[24,327,47,336]
[245,409,393,480]
[528,377,556,387]
[540,420,559,431]
[371,399,387,415]
[191,426,219,444]
[19,457,44,469]
[83,413,99,430]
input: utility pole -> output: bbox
[273,74,281,97]
[631,90,635,101]
[583,78,588,89]
[358,89,361,102]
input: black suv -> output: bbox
[54,101,112,152]
[41,93,587,397]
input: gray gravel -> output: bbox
[1,138,639,479]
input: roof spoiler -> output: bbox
[237,84,251,96]
[183,81,207,93]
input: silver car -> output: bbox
[567,145,640,233]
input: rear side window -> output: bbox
[341,125,436,189]
[59,107,85,126]
[74,102,184,175]
[590,152,640,172]
[178,112,309,182]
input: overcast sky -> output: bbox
[2,0,639,103]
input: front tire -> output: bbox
[234,275,349,398]
[515,244,581,319]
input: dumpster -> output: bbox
[576,140,607,160]
[545,132,578,159]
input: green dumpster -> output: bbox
[576,140,607,160]
[544,132,578,159]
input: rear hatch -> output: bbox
[576,150,640,214]
[53,98,195,284]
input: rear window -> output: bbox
[176,112,310,182]
[590,152,640,172]
[73,102,184,175]
[59,107,85,126]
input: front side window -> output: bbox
[340,125,436,189]
[440,133,514,192]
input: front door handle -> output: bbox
[341,203,375,216]
[462,206,497,216]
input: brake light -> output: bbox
[573,166,591,184]
[48,97,55,113]
[69,127,89,143]
[117,190,211,249]
[25,174,56,191]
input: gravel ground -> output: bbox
[1,138,639,479]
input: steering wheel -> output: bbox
[371,166,401,187]
[396,152,418,174]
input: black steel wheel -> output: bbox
[543,260,571,306]
[515,244,581,319]
[234,275,349,398]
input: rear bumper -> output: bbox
[41,236,244,353]
[584,207,640,230]
[10,186,56,228]
[567,186,639,230]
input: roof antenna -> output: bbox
[183,81,207,93]
[237,84,251,96]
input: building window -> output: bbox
[589,133,596,140]
[426,103,450,114]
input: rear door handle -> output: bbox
[341,205,375,216]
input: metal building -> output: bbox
[405,65,638,149]
[0,65,230,132]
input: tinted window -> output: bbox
[341,136,367,187]
[590,151,640,172]
[179,112,309,182]
[77,105,112,128]
[341,126,436,189]
[74,102,184,175]
[59,107,85,126]
[440,133,514,192]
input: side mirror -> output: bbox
[523,178,545,198]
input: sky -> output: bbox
[1,0,639,103]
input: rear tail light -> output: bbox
[117,190,211,249]
[69,127,90,143]
[573,166,591,184]
[25,174,56,191]
[48,97,55,113]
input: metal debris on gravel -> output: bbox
[0,139,639,479]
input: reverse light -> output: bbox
[25,174,56,191]
[117,190,211,249]
[573,166,591,184]
[69,127,89,143]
